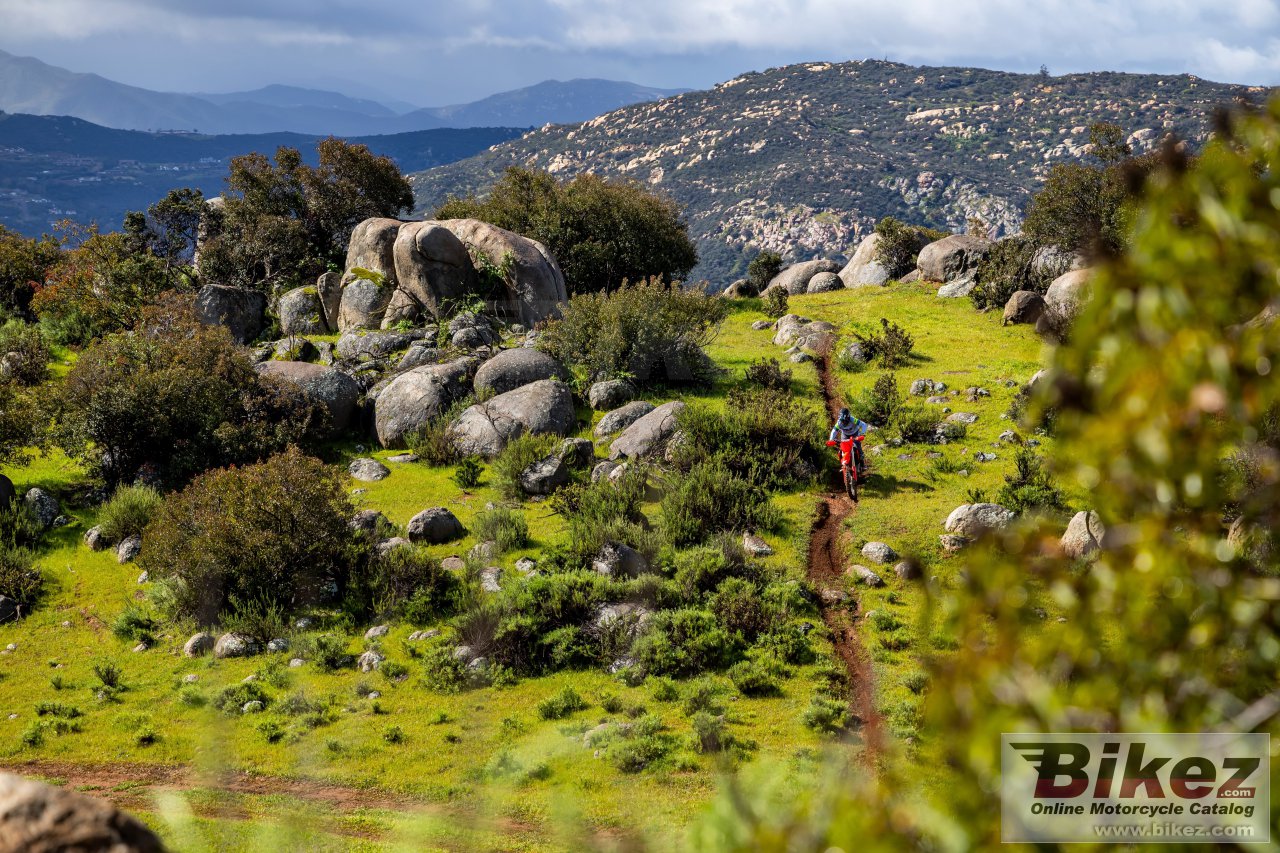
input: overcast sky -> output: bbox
[1,0,1276,106]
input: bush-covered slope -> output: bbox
[411,60,1266,284]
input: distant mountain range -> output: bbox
[411,60,1270,285]
[0,49,687,135]
[0,113,523,235]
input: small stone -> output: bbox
[132,642,148,653]
[751,320,772,330]
[183,632,215,658]
[975,452,997,462]
[295,617,314,630]
[894,561,921,580]
[514,557,537,574]
[116,535,142,564]
[387,453,419,464]
[357,650,384,673]
[441,556,466,571]
[136,570,149,584]
[860,542,897,564]
[480,567,502,593]
[946,412,979,425]
[289,658,305,668]
[267,638,290,653]
[242,701,264,714]
[939,534,969,552]
[364,624,390,641]
[367,691,381,700]
[83,526,106,551]
[183,674,199,684]
[742,532,773,557]
[848,564,884,586]
[349,458,391,482]
[242,674,257,683]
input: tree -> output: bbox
[124,187,207,284]
[47,294,324,486]
[747,250,783,291]
[0,226,63,322]
[1021,121,1152,256]
[435,166,697,294]
[198,138,412,293]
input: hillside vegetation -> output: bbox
[412,59,1266,283]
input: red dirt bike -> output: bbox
[826,435,865,501]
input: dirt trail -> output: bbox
[809,348,883,755]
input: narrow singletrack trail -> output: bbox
[809,347,883,755]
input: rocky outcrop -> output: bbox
[1002,291,1047,325]
[609,401,685,460]
[767,259,842,295]
[391,220,477,320]
[374,358,476,448]
[256,361,361,434]
[337,276,394,332]
[1044,268,1094,320]
[440,219,568,326]
[195,284,266,344]
[450,379,576,457]
[473,348,565,396]
[588,379,637,411]
[917,235,990,284]
[944,503,1016,538]
[0,772,165,853]
[277,286,330,336]
[595,400,656,437]
[839,233,889,288]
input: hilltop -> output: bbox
[410,59,1266,284]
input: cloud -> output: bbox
[0,0,1276,101]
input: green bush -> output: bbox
[633,609,737,676]
[537,278,726,387]
[552,467,652,564]
[139,448,353,625]
[222,596,291,645]
[110,604,157,645]
[536,686,589,720]
[848,372,901,427]
[728,658,782,697]
[651,678,679,702]
[302,635,351,673]
[435,167,697,295]
[888,404,938,444]
[420,638,468,693]
[661,461,782,547]
[0,320,50,386]
[382,725,406,745]
[213,682,271,715]
[873,217,937,279]
[49,297,324,486]
[0,545,43,611]
[997,447,1068,514]
[851,318,915,369]
[709,577,767,640]
[743,357,792,392]
[349,544,462,625]
[96,484,162,544]
[747,251,784,292]
[492,434,558,500]
[689,711,729,753]
[407,400,471,466]
[761,287,788,319]
[802,694,850,734]
[452,457,483,489]
[471,507,529,553]
[969,234,1065,311]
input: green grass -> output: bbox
[0,286,1064,849]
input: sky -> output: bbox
[0,0,1277,107]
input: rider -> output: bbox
[829,408,869,473]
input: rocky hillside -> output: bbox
[410,60,1267,285]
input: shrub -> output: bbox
[553,470,653,565]
[382,726,406,744]
[350,544,462,624]
[851,318,915,369]
[537,278,726,387]
[747,251,784,291]
[92,661,123,691]
[222,596,290,645]
[139,448,354,625]
[49,297,324,486]
[96,484,162,544]
[728,658,782,697]
[471,507,529,553]
[110,604,157,645]
[755,622,817,666]
[661,462,783,546]
[674,388,822,489]
[633,609,737,676]
[873,217,935,279]
[761,287,788,319]
[452,457,482,489]
[889,404,938,444]
[302,635,352,672]
[743,357,792,392]
[213,682,271,715]
[651,678,679,702]
[997,447,1068,514]
[690,711,729,753]
[709,578,768,640]
[407,400,471,467]
[492,434,558,500]
[436,167,697,295]
[0,546,43,611]
[802,694,850,734]
[257,721,285,744]
[903,671,930,695]
[421,639,468,693]
[681,677,728,716]
[0,321,50,386]
[536,686,589,720]
[849,372,901,427]
[969,234,1065,311]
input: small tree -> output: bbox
[747,251,784,291]
[140,447,354,625]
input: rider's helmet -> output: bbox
[837,408,853,428]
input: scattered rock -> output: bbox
[592,542,648,578]
[0,772,166,852]
[289,658,305,668]
[860,542,897,564]
[894,561,922,581]
[588,379,637,411]
[767,259,842,295]
[743,532,773,557]
[441,556,466,571]
[357,650,384,673]
[909,379,945,396]
[195,284,266,343]
[364,624,390,641]
[997,430,1022,444]
[594,401,656,437]
[116,535,142,565]
[256,361,362,434]
[558,437,595,468]
[479,567,502,593]
[806,271,843,293]
[937,276,978,298]
[278,285,331,335]
[376,537,411,557]
[609,401,686,460]
[450,379,576,457]
[213,632,258,659]
[750,320,772,330]
[1044,268,1094,320]
[847,564,885,586]
[83,526,106,551]
[23,488,60,529]
[407,507,465,544]
[974,452,997,462]
[917,235,990,283]
[348,458,390,482]
[943,503,1016,538]
[267,638,290,653]
[514,558,537,574]
[242,700,264,714]
[136,571,148,585]
[939,534,969,552]
[350,509,390,535]
[473,348,566,396]
[946,412,979,425]
[1061,510,1105,559]
[1003,290,1047,325]
[591,460,619,483]
[183,674,199,684]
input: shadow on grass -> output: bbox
[860,474,932,498]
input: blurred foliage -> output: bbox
[689,101,1280,849]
